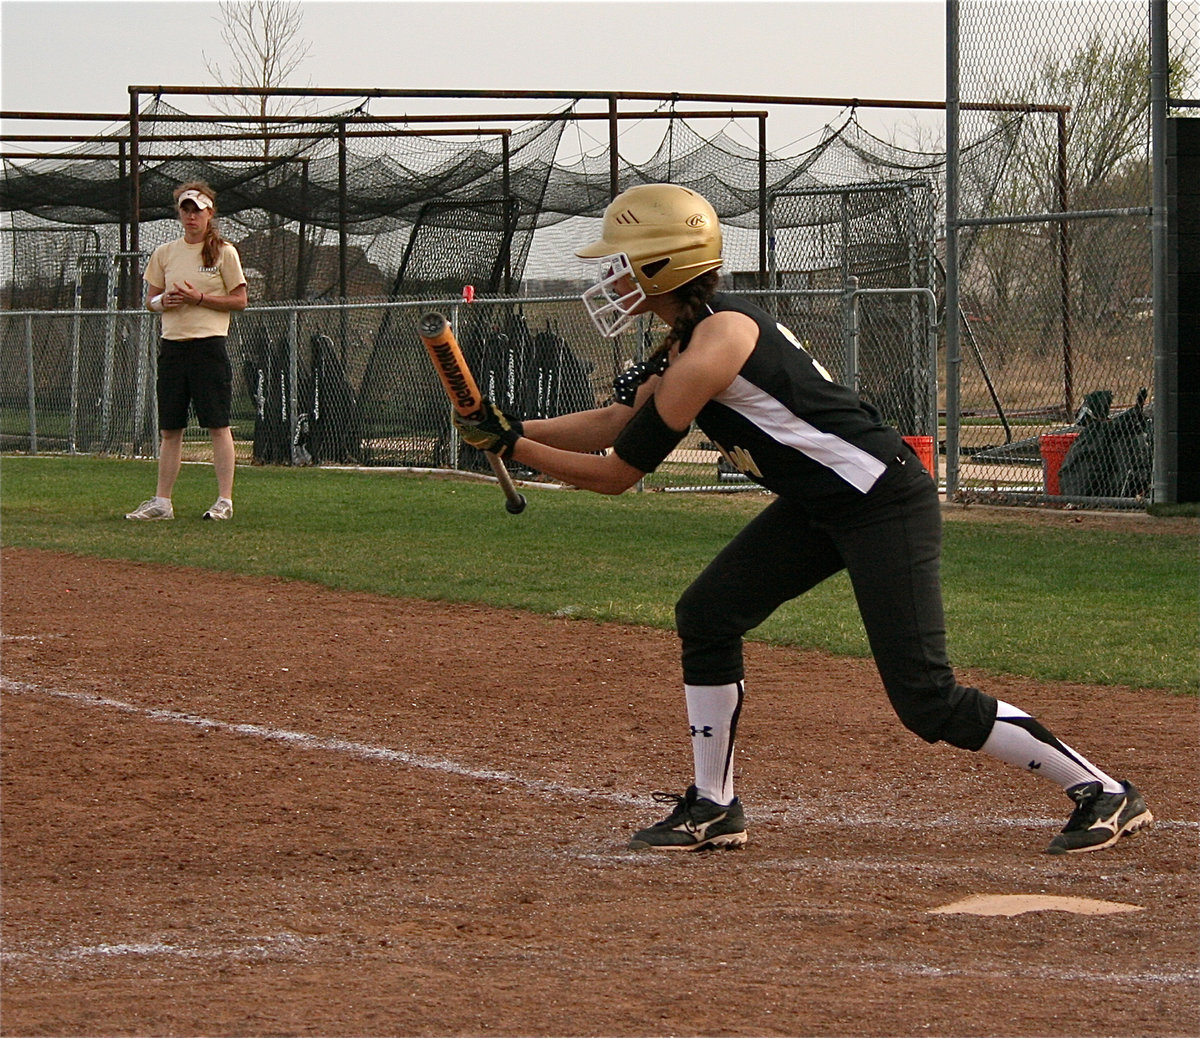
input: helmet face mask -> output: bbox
[579,252,646,338]
[577,184,723,338]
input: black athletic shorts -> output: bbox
[157,336,232,430]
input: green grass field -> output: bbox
[3,454,1196,693]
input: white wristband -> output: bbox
[149,294,165,313]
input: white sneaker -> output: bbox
[203,498,233,521]
[125,498,173,520]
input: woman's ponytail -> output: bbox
[662,270,721,355]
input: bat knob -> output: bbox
[506,494,527,515]
[418,312,448,338]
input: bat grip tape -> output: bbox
[612,395,688,474]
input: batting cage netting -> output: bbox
[3,107,988,480]
[3,0,1192,507]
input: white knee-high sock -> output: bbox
[980,701,1122,793]
[685,682,743,805]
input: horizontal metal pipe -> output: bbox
[2,128,515,144]
[123,85,1068,114]
[958,207,1152,227]
[3,109,762,126]
[1,152,313,161]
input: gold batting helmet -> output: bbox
[576,184,723,337]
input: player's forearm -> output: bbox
[197,291,247,312]
[509,437,643,495]
[521,404,633,453]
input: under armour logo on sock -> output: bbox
[690,725,713,738]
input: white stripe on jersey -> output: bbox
[715,375,888,493]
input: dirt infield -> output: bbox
[2,546,1196,1037]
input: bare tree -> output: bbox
[204,0,316,300]
[204,0,314,125]
[974,30,1193,326]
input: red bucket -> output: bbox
[902,435,935,476]
[1039,432,1079,495]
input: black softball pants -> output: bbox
[675,470,997,750]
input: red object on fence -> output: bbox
[461,285,475,303]
[902,435,936,476]
[1039,432,1079,495]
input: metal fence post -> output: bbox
[69,278,82,454]
[133,311,152,456]
[287,306,299,465]
[944,0,962,499]
[1150,0,1172,504]
[450,301,462,471]
[24,314,37,455]
[843,275,860,391]
[99,259,116,448]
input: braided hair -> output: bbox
[662,269,721,355]
[609,270,722,406]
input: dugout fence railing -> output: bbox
[1,284,1154,509]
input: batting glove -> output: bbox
[612,351,669,407]
[453,399,523,458]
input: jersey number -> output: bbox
[776,323,834,382]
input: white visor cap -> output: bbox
[177,189,213,210]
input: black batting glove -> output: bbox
[453,398,523,459]
[612,351,670,407]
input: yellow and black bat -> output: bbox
[418,311,527,515]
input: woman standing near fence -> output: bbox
[454,183,1152,857]
[126,181,247,521]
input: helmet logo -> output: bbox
[686,214,708,228]
[613,210,641,225]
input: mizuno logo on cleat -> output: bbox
[682,813,726,838]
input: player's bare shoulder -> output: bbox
[656,311,758,426]
[682,310,758,376]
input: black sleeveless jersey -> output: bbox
[693,293,910,507]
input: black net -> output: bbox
[0,103,996,481]
[2,100,566,305]
[1,101,1011,307]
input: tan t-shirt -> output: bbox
[144,238,246,341]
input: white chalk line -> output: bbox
[5,934,1195,989]
[0,676,643,807]
[1,933,314,966]
[3,675,1196,832]
[849,960,1199,986]
[4,679,1197,990]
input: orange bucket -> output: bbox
[1039,432,1079,495]
[902,435,936,476]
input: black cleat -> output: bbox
[628,786,747,852]
[1044,780,1153,855]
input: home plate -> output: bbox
[929,894,1145,917]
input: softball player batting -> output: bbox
[455,183,1153,856]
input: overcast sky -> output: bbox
[2,0,948,156]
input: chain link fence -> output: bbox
[948,0,1194,505]
[5,4,1196,509]
[1,285,939,494]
